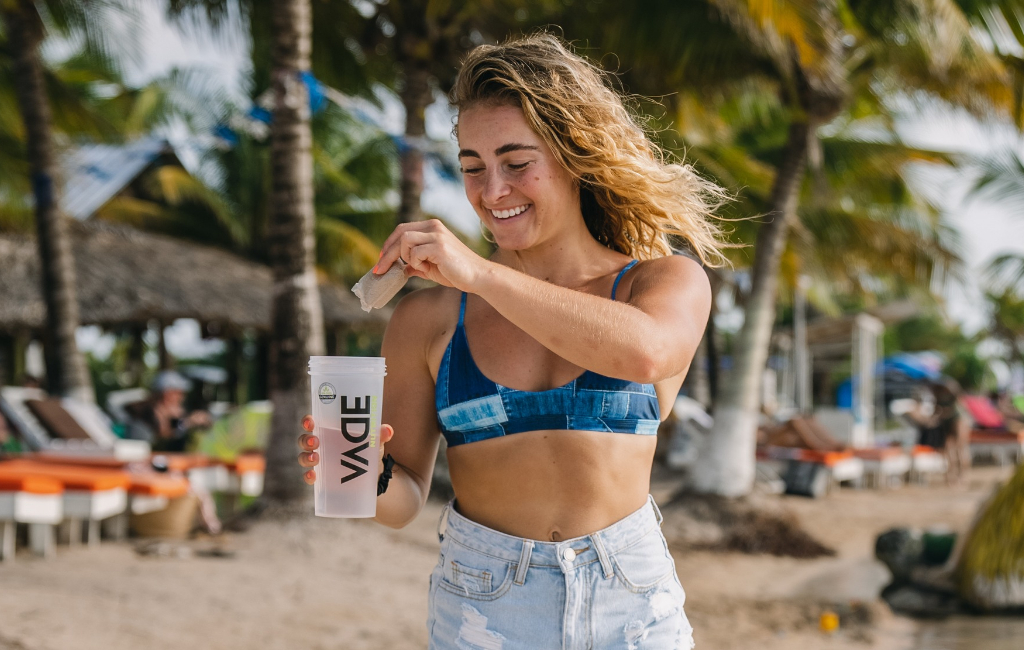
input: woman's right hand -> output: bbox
[297,416,396,485]
[297,415,319,485]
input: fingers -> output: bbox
[299,433,319,451]
[303,469,316,485]
[381,423,394,445]
[376,220,445,274]
[377,230,432,275]
[302,415,314,432]
[297,451,319,468]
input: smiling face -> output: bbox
[457,103,583,252]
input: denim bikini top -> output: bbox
[435,260,662,447]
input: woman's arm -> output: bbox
[472,255,711,383]
[377,220,711,384]
[371,289,444,528]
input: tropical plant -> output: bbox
[0,0,141,401]
[297,0,561,224]
[556,0,1018,496]
[987,287,1024,362]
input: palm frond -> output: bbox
[986,252,1024,291]
[973,147,1024,209]
[315,217,381,283]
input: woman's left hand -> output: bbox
[375,219,489,291]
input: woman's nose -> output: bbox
[482,169,512,204]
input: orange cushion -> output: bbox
[0,474,63,494]
[852,447,905,461]
[155,453,211,472]
[29,454,128,469]
[797,449,854,466]
[0,459,131,491]
[230,454,265,474]
[128,473,190,498]
[970,431,1024,444]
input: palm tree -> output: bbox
[557,0,1018,495]
[0,0,110,401]
[986,287,1024,364]
[339,0,560,224]
[253,0,323,507]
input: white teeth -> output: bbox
[490,204,529,219]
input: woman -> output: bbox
[298,34,725,649]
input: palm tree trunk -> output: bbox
[690,120,813,496]
[3,3,93,403]
[706,317,719,409]
[262,0,326,509]
[396,58,431,224]
[687,331,711,409]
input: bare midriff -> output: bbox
[446,429,657,541]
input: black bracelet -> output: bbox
[377,454,396,496]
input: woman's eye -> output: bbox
[508,162,530,171]
[460,167,484,175]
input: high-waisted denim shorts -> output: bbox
[427,496,695,649]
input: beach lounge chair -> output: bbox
[909,445,947,484]
[0,459,130,546]
[962,395,1005,430]
[756,446,864,497]
[969,430,1024,466]
[853,447,912,488]
[226,453,265,497]
[0,474,63,561]
[0,387,149,460]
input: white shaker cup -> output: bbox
[308,356,387,517]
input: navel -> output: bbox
[549,530,562,542]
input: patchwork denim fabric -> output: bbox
[435,261,662,447]
[427,496,695,649]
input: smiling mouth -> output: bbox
[489,204,531,220]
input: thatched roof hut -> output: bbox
[0,221,387,334]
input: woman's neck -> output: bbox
[491,236,626,288]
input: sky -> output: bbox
[71,3,1024,361]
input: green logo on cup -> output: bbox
[318,383,337,404]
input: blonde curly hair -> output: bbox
[450,33,728,266]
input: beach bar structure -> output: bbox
[0,221,386,394]
[775,299,922,447]
[0,137,387,393]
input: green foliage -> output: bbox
[885,312,991,390]
[193,402,271,461]
[987,287,1024,361]
[886,312,965,353]
[958,461,1024,609]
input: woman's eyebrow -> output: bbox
[494,143,539,155]
[458,143,539,159]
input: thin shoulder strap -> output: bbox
[611,260,638,300]
[458,292,468,326]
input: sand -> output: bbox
[0,466,1013,650]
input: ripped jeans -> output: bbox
[427,496,695,650]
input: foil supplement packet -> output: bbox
[352,257,408,312]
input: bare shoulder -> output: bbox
[386,284,462,352]
[629,254,711,303]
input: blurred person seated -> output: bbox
[125,370,212,452]
[757,404,846,452]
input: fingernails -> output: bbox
[378,250,384,258]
